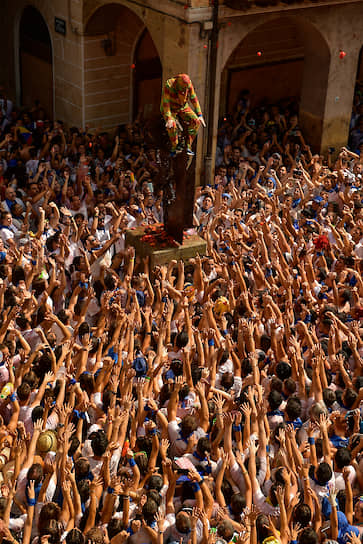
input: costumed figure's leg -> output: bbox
[165,112,179,153]
[180,105,200,153]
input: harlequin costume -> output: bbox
[160,74,203,154]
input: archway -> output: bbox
[221,16,330,150]
[133,29,162,120]
[84,3,162,130]
[222,18,304,114]
[19,5,53,117]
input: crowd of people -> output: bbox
[0,84,361,544]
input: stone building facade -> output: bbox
[1,0,363,182]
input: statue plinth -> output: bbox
[125,226,206,268]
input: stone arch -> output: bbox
[17,4,54,117]
[219,14,331,149]
[83,2,162,129]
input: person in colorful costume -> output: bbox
[160,73,205,156]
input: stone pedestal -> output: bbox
[125,226,207,268]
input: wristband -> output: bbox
[70,378,77,385]
[232,424,241,432]
[31,260,36,265]
[9,393,16,402]
[27,498,36,506]
[107,487,115,494]
[191,482,200,493]
[148,428,157,436]
[266,445,270,453]
[208,339,215,347]
[290,541,298,544]
[308,437,315,445]
[128,458,136,467]
[222,330,228,336]
[161,297,167,303]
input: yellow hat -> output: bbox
[37,431,57,454]
[214,296,229,315]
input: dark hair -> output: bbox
[298,528,319,544]
[66,529,85,544]
[75,458,90,480]
[77,480,90,504]
[293,503,311,527]
[148,474,163,492]
[11,265,25,286]
[323,388,336,408]
[107,519,123,540]
[175,331,188,349]
[134,452,148,475]
[315,462,332,486]
[27,463,43,484]
[268,390,282,410]
[334,447,351,469]
[276,361,292,381]
[230,493,246,515]
[284,378,296,396]
[180,415,197,437]
[17,382,31,401]
[142,498,158,524]
[79,372,95,396]
[256,514,270,542]
[32,406,44,423]
[197,436,211,455]
[91,430,108,456]
[270,376,283,393]
[343,388,357,408]
[241,358,252,377]
[285,396,302,421]
[38,502,61,533]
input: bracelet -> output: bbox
[70,378,77,385]
[232,424,242,432]
[148,428,157,436]
[308,437,315,445]
[222,330,228,336]
[27,498,36,506]
[208,339,215,347]
[107,487,115,494]
[266,445,270,453]
[9,393,16,402]
[128,458,136,467]
[159,531,164,535]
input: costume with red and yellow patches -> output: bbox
[160,74,203,152]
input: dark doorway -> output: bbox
[133,29,162,120]
[19,6,53,118]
